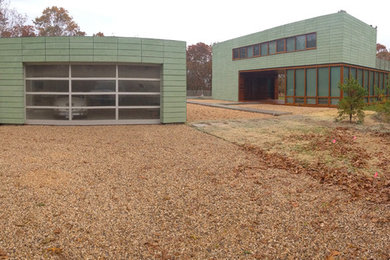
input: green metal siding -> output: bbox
[0,36,186,124]
[212,12,380,101]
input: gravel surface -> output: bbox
[0,108,389,258]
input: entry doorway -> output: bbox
[239,70,285,103]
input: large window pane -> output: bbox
[119,108,160,120]
[26,65,68,78]
[296,35,305,50]
[357,69,363,86]
[72,65,115,78]
[269,41,276,55]
[363,70,369,91]
[306,33,316,48]
[253,45,260,56]
[26,80,68,92]
[330,67,341,97]
[277,39,285,52]
[73,109,115,120]
[260,42,268,56]
[26,108,69,120]
[119,80,160,92]
[286,70,294,96]
[72,80,115,92]
[379,73,384,90]
[306,68,316,96]
[350,68,356,79]
[26,94,69,107]
[318,67,329,96]
[72,95,115,107]
[343,67,349,83]
[369,71,374,95]
[295,69,305,96]
[374,72,379,94]
[286,37,295,52]
[119,95,160,106]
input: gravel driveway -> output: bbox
[0,123,389,259]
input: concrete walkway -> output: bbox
[187,100,292,116]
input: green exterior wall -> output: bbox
[212,12,379,101]
[0,36,186,124]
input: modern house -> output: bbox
[212,11,390,106]
[0,36,186,125]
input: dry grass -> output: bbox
[0,105,389,259]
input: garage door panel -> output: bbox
[118,95,160,106]
[26,80,68,92]
[25,64,161,124]
[119,108,160,120]
[72,80,115,92]
[71,65,116,78]
[118,80,160,92]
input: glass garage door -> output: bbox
[25,64,161,125]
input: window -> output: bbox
[276,39,285,52]
[306,33,316,48]
[286,70,294,96]
[318,67,329,97]
[233,49,239,59]
[260,42,268,56]
[247,46,253,58]
[286,37,295,52]
[369,71,374,95]
[295,69,305,96]
[296,35,305,50]
[306,68,316,96]
[240,48,246,59]
[232,32,317,60]
[269,41,276,55]
[330,67,340,97]
[253,45,260,56]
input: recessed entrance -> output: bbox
[239,70,285,103]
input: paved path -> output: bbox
[187,100,292,116]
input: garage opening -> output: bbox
[239,70,285,103]
[25,64,161,125]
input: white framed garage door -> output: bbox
[25,64,161,125]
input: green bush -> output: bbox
[374,82,390,123]
[336,78,367,123]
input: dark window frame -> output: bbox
[232,32,317,60]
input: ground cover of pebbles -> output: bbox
[0,104,389,259]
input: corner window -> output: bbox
[233,49,239,59]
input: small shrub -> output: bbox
[374,80,390,123]
[336,78,367,123]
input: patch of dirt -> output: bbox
[191,110,390,203]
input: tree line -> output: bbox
[0,0,103,37]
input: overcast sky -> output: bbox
[9,0,390,47]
